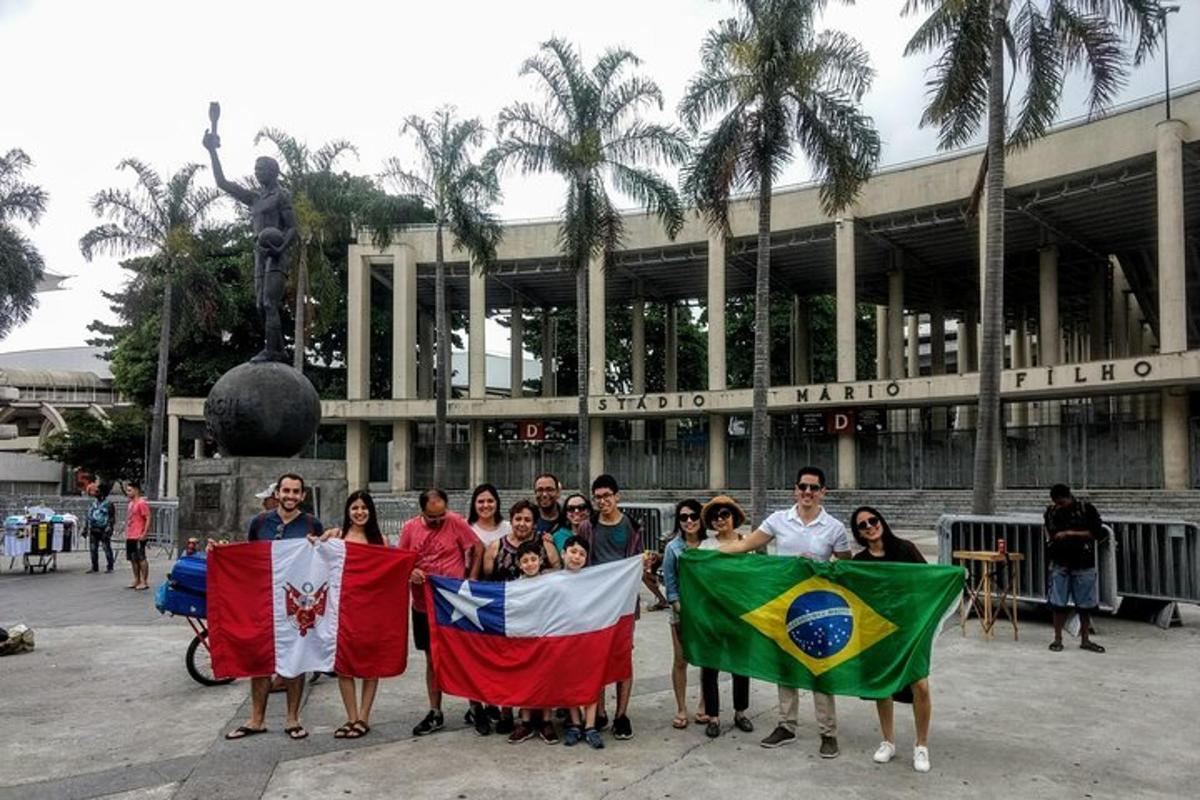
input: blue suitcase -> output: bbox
[169,554,208,595]
[156,583,207,617]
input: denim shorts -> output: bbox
[1048,566,1098,611]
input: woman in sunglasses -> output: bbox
[849,506,933,773]
[552,492,593,555]
[660,499,706,730]
[696,496,754,738]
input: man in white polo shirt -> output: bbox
[720,465,851,758]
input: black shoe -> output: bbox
[612,715,633,740]
[595,712,609,732]
[539,722,559,744]
[507,722,536,743]
[734,713,754,733]
[412,710,444,736]
[819,735,840,758]
[86,568,98,573]
[705,720,721,738]
[495,714,515,735]
[760,725,796,748]
[485,704,502,722]
[464,707,475,725]
[105,567,114,573]
[474,711,492,736]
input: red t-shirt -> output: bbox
[125,497,150,541]
[398,511,477,613]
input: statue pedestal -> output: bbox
[177,456,346,548]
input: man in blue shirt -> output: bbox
[223,473,323,743]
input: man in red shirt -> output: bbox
[123,480,151,590]
[400,488,482,736]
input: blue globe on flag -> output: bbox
[785,590,854,659]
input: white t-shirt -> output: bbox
[757,506,850,561]
[471,520,511,546]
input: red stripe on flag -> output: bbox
[333,543,416,678]
[208,542,275,678]
[429,614,635,707]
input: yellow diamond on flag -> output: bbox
[740,575,898,676]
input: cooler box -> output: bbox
[169,555,207,595]
[155,583,207,617]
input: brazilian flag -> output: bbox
[678,550,963,697]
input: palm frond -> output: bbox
[1050,2,1128,115]
[915,0,991,150]
[313,139,359,173]
[792,89,881,215]
[603,121,691,168]
[607,162,684,240]
[1010,1,1065,147]
[520,39,582,125]
[88,187,165,244]
[116,158,165,207]
[600,75,665,133]
[681,109,751,233]
[592,46,640,91]
[808,29,875,100]
[79,223,158,260]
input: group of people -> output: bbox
[81,478,151,590]
[211,466,1106,775]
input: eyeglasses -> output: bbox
[678,512,700,523]
[796,483,823,493]
[566,505,589,514]
[714,508,734,520]
[855,516,881,531]
[534,488,557,495]
[592,492,615,502]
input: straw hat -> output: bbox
[701,495,747,529]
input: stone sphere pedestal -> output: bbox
[203,361,321,457]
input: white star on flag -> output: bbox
[436,580,493,630]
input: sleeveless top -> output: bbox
[491,535,549,582]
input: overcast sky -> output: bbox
[2,0,1197,356]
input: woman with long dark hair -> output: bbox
[467,483,509,546]
[553,492,592,553]
[660,498,706,730]
[849,505,932,773]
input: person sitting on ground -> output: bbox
[850,506,933,774]
[1044,483,1107,654]
[561,535,605,750]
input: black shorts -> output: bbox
[125,539,147,562]
[412,608,430,651]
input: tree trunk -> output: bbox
[576,262,590,492]
[434,222,448,487]
[292,239,308,372]
[146,266,173,500]
[750,172,773,527]
[971,0,1009,514]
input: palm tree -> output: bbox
[80,160,221,498]
[253,129,359,372]
[383,107,503,486]
[903,0,1162,513]
[490,39,689,489]
[680,0,880,524]
[0,149,49,339]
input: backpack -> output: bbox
[88,500,111,532]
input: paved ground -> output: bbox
[1,548,1196,800]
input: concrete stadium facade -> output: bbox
[167,87,1200,497]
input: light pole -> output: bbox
[1161,4,1180,120]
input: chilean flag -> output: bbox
[426,556,643,707]
[208,540,415,679]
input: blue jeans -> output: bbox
[1049,566,1098,611]
[89,530,114,571]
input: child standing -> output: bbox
[560,535,604,750]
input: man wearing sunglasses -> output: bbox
[719,465,851,758]
[400,488,484,737]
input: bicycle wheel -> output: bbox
[186,633,234,687]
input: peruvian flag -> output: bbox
[426,556,642,707]
[208,540,415,679]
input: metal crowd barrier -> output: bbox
[622,502,677,554]
[936,514,1120,612]
[1102,517,1200,605]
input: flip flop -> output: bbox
[225,725,268,740]
[284,725,309,740]
[671,714,689,729]
[334,722,355,739]
[1079,641,1106,653]
[694,712,711,724]
[351,721,370,737]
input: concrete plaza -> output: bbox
[0,548,1195,800]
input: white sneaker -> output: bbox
[913,745,931,773]
[873,741,896,763]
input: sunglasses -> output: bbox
[856,516,881,531]
[566,505,589,513]
[424,514,447,526]
[714,508,735,520]
[796,483,823,493]
[678,512,700,523]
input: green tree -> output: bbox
[253,128,359,372]
[0,148,49,339]
[80,160,222,498]
[679,0,881,523]
[383,106,503,485]
[40,407,146,485]
[490,39,689,488]
[903,0,1162,513]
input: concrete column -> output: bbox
[392,246,418,400]
[1038,246,1060,368]
[835,218,858,383]
[630,297,646,441]
[964,308,979,371]
[388,422,410,492]
[541,308,557,397]
[665,303,679,441]
[707,231,727,391]
[417,309,433,399]
[469,268,486,400]
[348,421,370,491]
[510,301,524,399]
[469,420,486,486]
[192,438,204,460]
[587,253,606,396]
[1089,265,1107,361]
[876,305,889,380]
[346,246,371,400]
[790,295,810,385]
[166,414,180,499]
[708,414,726,490]
[1111,263,1129,359]
[1163,391,1190,489]
[931,282,946,375]
[1157,120,1188,354]
[1013,310,1030,428]
[1126,293,1143,356]
[956,321,968,375]
[906,314,920,378]
[887,268,904,379]
[589,419,605,482]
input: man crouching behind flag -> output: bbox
[426,555,643,709]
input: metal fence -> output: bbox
[857,430,975,489]
[486,443,579,489]
[936,514,1120,612]
[726,435,839,489]
[1004,421,1162,489]
[1,496,178,557]
[623,502,677,553]
[605,440,707,490]
[1104,517,1200,604]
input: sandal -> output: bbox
[351,721,371,737]
[334,722,355,739]
[284,725,309,740]
[694,712,711,724]
[225,725,268,740]
[1080,641,1106,653]
[1048,641,1063,652]
[671,714,689,730]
